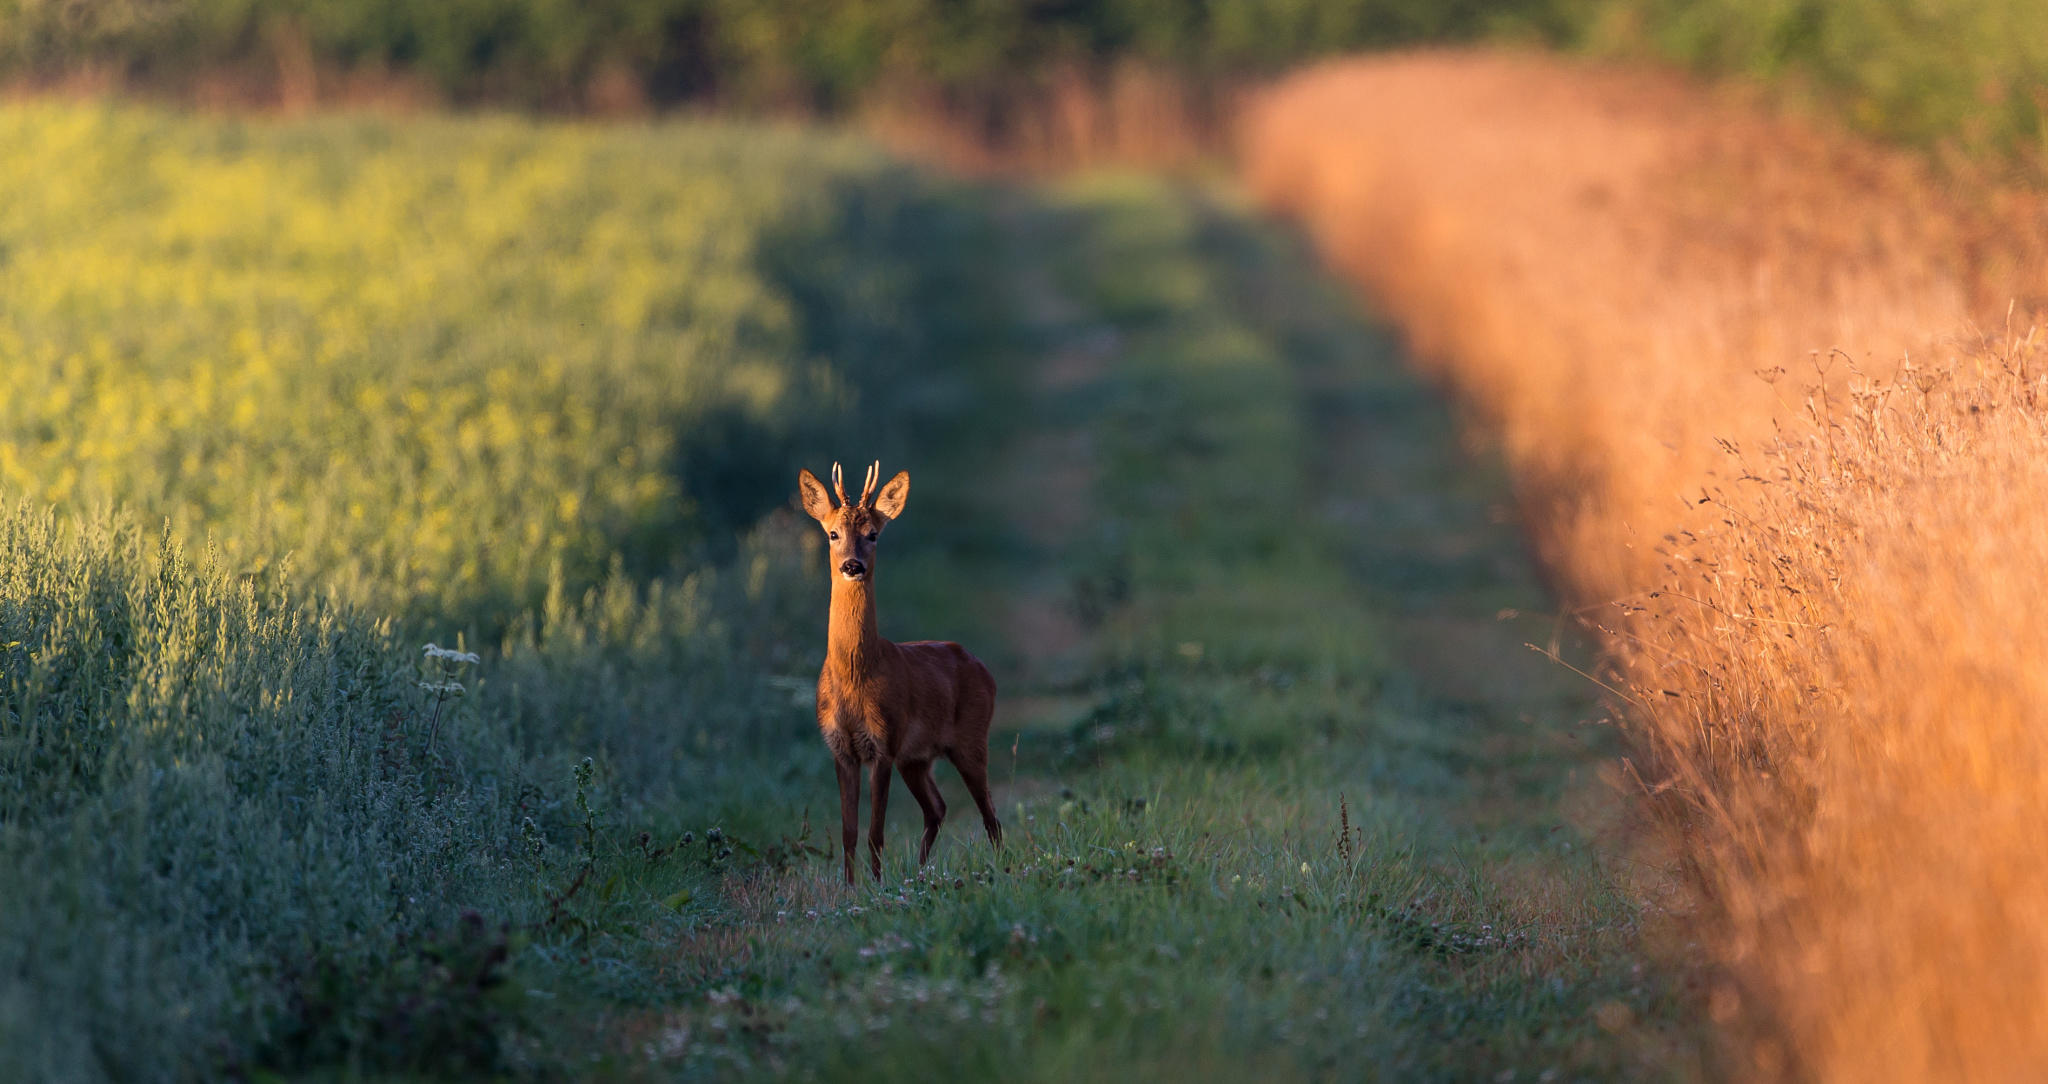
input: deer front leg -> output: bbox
[835,756,860,886]
[868,760,892,882]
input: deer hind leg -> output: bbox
[867,760,892,882]
[951,754,1004,847]
[835,756,860,886]
[901,760,948,865]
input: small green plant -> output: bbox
[701,826,734,870]
[535,757,609,935]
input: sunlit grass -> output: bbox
[1247,49,2048,1080]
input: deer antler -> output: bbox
[860,461,880,507]
[831,462,848,507]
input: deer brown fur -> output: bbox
[798,461,1002,884]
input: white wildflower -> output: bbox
[422,643,481,664]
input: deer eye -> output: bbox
[828,531,839,541]
[865,532,877,541]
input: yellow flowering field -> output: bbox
[0,103,945,625]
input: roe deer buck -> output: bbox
[798,461,1002,885]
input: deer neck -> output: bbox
[827,578,886,681]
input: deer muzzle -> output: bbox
[839,558,868,581]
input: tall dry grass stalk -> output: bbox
[1243,50,2048,1081]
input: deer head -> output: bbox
[797,461,910,584]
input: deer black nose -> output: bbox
[839,558,867,579]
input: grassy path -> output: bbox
[573,177,1711,1080]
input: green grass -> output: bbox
[0,104,1707,1079]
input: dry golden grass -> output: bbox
[1243,49,2048,1081]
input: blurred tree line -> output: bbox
[2,0,2037,161]
[0,0,1574,109]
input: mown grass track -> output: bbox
[557,179,1715,1080]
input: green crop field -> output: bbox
[0,104,1705,1080]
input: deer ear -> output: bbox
[797,469,834,522]
[873,470,910,520]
